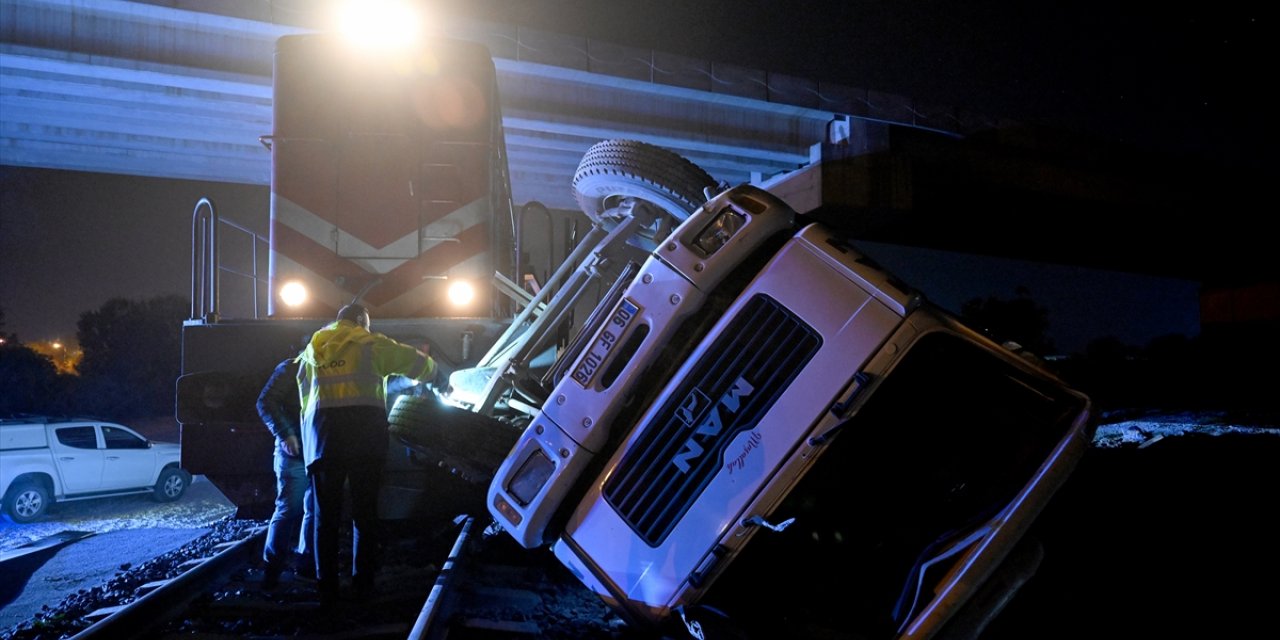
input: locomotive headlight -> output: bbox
[280,281,308,307]
[446,279,475,307]
[334,0,424,51]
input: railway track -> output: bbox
[6,513,637,640]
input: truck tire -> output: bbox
[572,139,718,250]
[388,395,521,484]
[3,480,51,524]
[153,467,191,502]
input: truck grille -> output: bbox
[603,294,821,546]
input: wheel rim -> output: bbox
[571,139,717,251]
[16,490,42,517]
[164,474,184,497]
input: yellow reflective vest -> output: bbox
[295,320,435,428]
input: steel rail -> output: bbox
[71,526,267,640]
[408,515,476,640]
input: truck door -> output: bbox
[49,425,104,493]
[101,425,155,490]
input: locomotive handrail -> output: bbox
[190,198,270,322]
[190,198,218,322]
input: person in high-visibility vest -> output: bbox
[295,303,435,606]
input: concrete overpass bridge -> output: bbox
[1,0,1268,285]
[2,0,973,208]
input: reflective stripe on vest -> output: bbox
[310,341,385,407]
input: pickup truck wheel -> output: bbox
[153,467,190,502]
[388,395,520,484]
[572,139,718,250]
[3,481,51,524]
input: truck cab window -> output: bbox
[103,426,148,449]
[55,426,98,449]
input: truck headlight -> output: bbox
[507,448,555,507]
[692,207,747,257]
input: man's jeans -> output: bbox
[263,445,314,570]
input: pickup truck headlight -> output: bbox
[692,208,746,257]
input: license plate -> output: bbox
[572,298,641,388]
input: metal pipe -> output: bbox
[207,215,268,319]
[189,198,217,321]
[208,202,219,322]
[190,204,201,319]
[474,216,641,414]
[251,228,258,318]
[477,224,609,369]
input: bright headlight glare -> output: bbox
[280,281,308,307]
[447,280,475,306]
[693,208,747,257]
[334,0,423,50]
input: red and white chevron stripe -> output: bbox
[266,34,502,320]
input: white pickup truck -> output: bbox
[0,416,190,523]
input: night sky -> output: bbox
[0,1,1270,350]
[0,167,269,345]
[461,0,1270,170]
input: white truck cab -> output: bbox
[1,416,189,523]
[485,184,1093,639]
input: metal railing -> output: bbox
[190,197,269,323]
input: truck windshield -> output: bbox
[700,330,1088,637]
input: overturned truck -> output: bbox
[178,32,1092,640]
[419,181,1092,640]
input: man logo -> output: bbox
[676,389,710,426]
[672,376,755,474]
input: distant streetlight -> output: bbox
[49,340,71,371]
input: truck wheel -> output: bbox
[3,481,51,524]
[153,467,190,502]
[388,395,521,484]
[572,139,718,250]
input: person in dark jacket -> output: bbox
[256,350,315,588]
[296,304,435,605]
